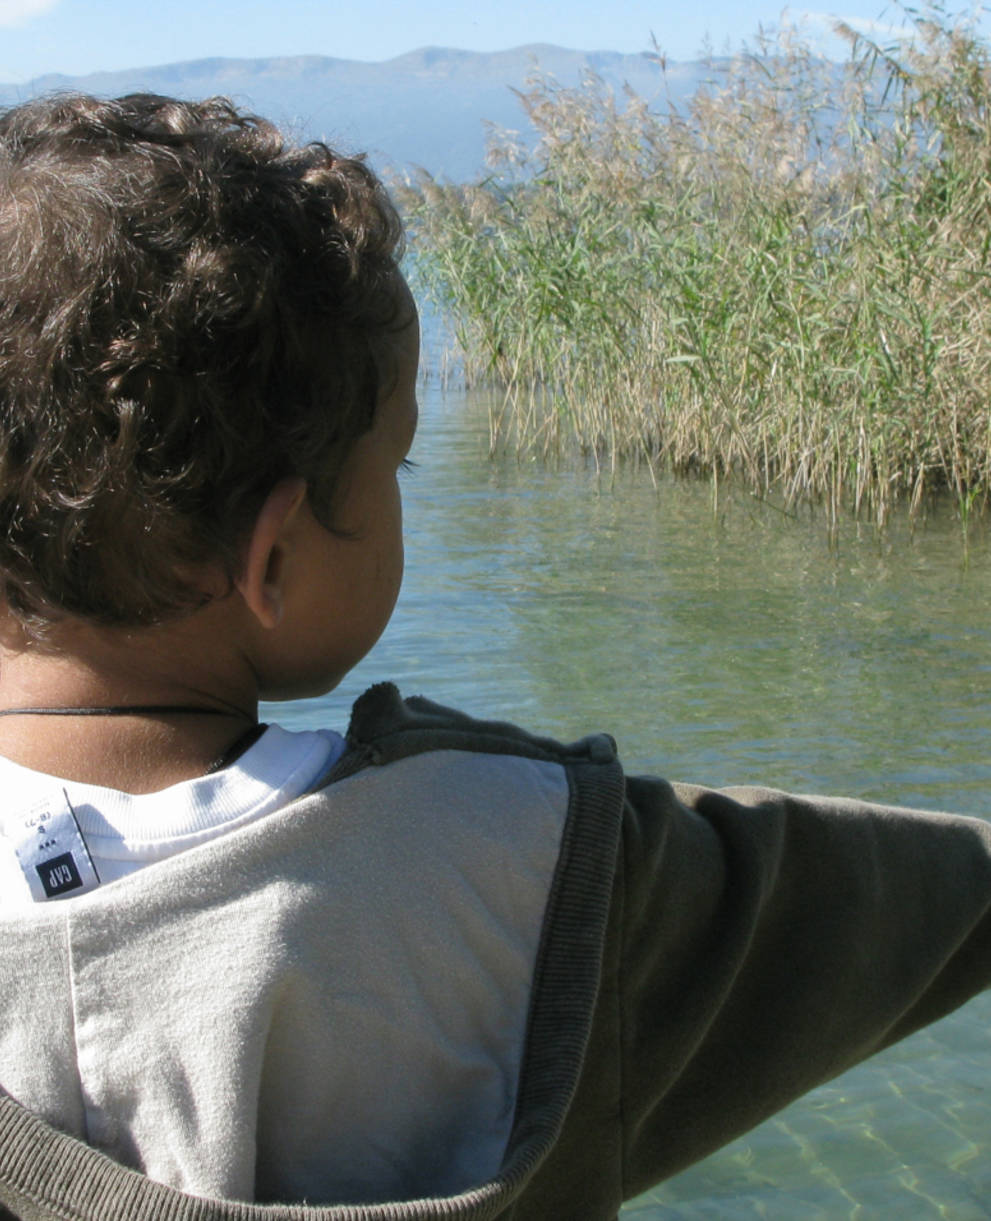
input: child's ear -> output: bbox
[234,477,309,629]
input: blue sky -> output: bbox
[1,0,987,83]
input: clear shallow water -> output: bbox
[265,380,991,1218]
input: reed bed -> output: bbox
[399,13,991,524]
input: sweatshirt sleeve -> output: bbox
[616,776,991,1198]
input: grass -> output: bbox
[399,9,991,526]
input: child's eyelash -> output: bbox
[399,458,418,476]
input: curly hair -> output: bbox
[0,92,406,633]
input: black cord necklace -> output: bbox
[0,704,244,718]
[0,704,266,775]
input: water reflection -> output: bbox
[264,380,991,1217]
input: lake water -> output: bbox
[264,378,991,1219]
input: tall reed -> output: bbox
[400,13,991,524]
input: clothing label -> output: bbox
[8,790,100,902]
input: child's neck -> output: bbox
[0,611,260,793]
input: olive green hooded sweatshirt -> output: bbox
[2,684,991,1220]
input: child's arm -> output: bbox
[611,778,991,1197]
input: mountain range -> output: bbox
[0,46,715,181]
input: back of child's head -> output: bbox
[0,92,405,636]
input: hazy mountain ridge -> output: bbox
[0,45,711,180]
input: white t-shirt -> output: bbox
[0,724,343,911]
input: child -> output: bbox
[0,92,990,1221]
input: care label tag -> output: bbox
[8,790,100,902]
